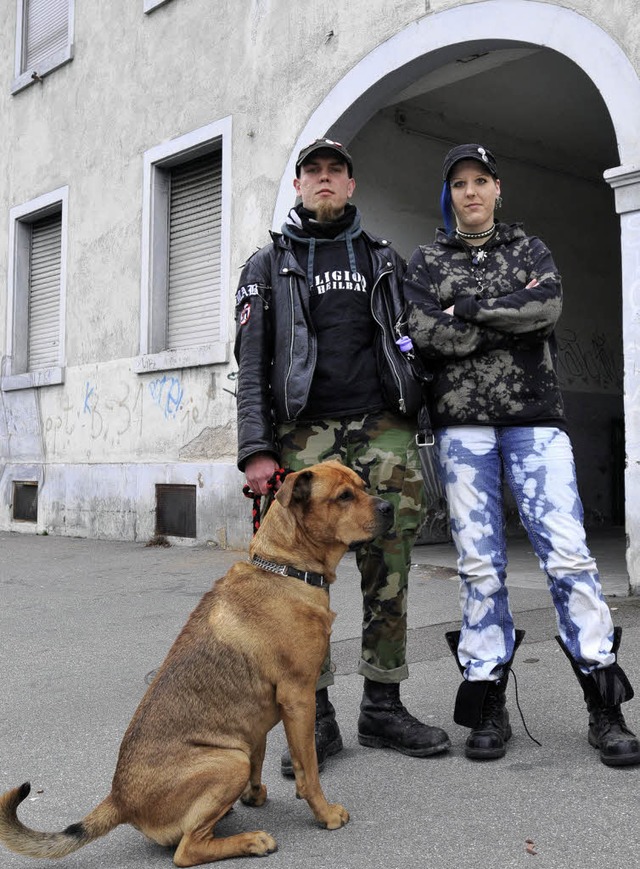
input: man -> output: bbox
[234,138,450,775]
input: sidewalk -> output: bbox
[1,529,639,869]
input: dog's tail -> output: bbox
[0,782,121,859]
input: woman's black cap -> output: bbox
[442,144,498,181]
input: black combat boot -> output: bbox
[280,687,343,778]
[357,678,450,756]
[556,627,640,767]
[445,629,525,760]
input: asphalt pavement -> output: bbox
[1,528,639,869]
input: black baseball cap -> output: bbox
[442,144,498,181]
[295,138,354,177]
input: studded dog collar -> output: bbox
[251,555,328,588]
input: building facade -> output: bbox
[2,0,640,587]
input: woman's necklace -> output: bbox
[456,225,495,240]
[469,246,488,294]
[457,226,496,295]
[469,246,489,266]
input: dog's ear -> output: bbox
[275,469,314,509]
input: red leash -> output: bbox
[243,467,289,535]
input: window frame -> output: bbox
[144,0,173,12]
[134,117,232,374]
[2,186,68,392]
[12,0,75,95]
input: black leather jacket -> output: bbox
[234,229,427,471]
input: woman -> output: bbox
[403,143,639,766]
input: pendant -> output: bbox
[472,250,487,265]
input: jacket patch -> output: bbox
[239,302,251,326]
[236,283,267,307]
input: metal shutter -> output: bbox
[166,152,222,350]
[28,213,62,371]
[24,0,69,72]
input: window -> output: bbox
[2,187,68,391]
[13,0,74,94]
[135,118,231,374]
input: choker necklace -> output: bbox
[456,225,496,240]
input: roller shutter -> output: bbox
[27,213,62,371]
[23,0,69,72]
[167,152,222,349]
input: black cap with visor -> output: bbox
[295,138,354,177]
[442,144,498,181]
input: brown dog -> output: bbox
[0,460,393,866]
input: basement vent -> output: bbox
[13,481,38,522]
[155,484,197,538]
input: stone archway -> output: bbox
[274,0,640,590]
[275,0,640,225]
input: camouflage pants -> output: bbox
[277,410,425,687]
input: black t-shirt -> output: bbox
[291,235,385,420]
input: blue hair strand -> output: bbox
[440,181,454,235]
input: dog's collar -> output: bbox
[251,555,328,588]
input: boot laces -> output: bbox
[383,698,439,736]
[388,699,421,728]
[479,686,505,729]
[598,704,629,735]
[509,670,542,747]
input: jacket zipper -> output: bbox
[282,271,316,419]
[283,274,296,419]
[370,265,406,414]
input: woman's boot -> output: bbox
[556,627,640,767]
[445,629,525,760]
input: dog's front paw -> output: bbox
[322,803,349,830]
[245,831,277,856]
[241,782,268,807]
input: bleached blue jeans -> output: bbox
[436,426,615,681]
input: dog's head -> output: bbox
[271,460,394,552]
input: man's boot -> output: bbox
[556,627,640,767]
[357,678,450,756]
[445,629,525,760]
[280,687,343,778]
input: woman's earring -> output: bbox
[495,195,503,211]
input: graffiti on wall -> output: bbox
[43,372,216,453]
[556,327,623,392]
[148,375,184,419]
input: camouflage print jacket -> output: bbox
[403,222,567,430]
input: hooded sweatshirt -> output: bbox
[403,222,567,430]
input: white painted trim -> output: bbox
[12,0,75,94]
[603,169,640,592]
[2,186,69,391]
[273,0,640,227]
[604,165,640,214]
[2,367,64,391]
[139,117,232,366]
[133,344,228,374]
[144,0,172,12]
[13,0,26,79]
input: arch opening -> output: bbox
[274,2,640,560]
